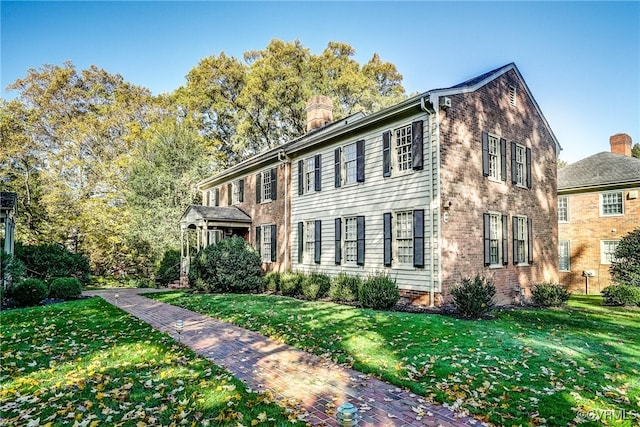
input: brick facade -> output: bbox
[438,69,559,305]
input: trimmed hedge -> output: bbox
[601,284,640,306]
[300,272,331,300]
[13,278,48,307]
[451,275,496,319]
[49,277,83,299]
[263,272,281,293]
[358,272,399,310]
[280,271,303,297]
[329,273,361,302]
[531,282,571,307]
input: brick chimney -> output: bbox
[306,95,333,132]
[610,133,632,156]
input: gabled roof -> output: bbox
[558,152,640,192]
[180,205,251,226]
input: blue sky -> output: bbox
[2,1,638,163]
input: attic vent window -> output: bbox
[509,85,517,106]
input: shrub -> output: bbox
[1,250,25,291]
[263,272,281,293]
[451,275,496,319]
[301,272,331,300]
[13,278,48,307]
[187,237,263,293]
[329,273,361,302]
[531,282,571,307]
[280,271,303,296]
[358,272,399,310]
[601,284,640,306]
[15,243,91,284]
[49,277,83,299]
[155,249,181,285]
[610,227,640,287]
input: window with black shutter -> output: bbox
[413,209,424,267]
[297,222,303,263]
[383,213,392,266]
[335,147,342,188]
[335,218,341,264]
[314,154,321,192]
[314,219,322,264]
[271,224,277,262]
[256,172,262,203]
[411,121,423,170]
[382,131,391,177]
[356,139,365,182]
[356,215,365,266]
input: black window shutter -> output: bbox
[502,214,509,265]
[511,142,517,184]
[271,224,277,262]
[527,217,533,263]
[500,138,507,181]
[513,216,519,264]
[412,121,424,170]
[482,131,489,177]
[297,222,303,263]
[227,183,232,205]
[314,220,322,264]
[382,131,391,177]
[255,226,262,257]
[298,160,304,195]
[334,218,341,264]
[334,147,341,188]
[271,168,278,200]
[314,154,322,192]
[215,188,220,206]
[256,172,262,203]
[413,209,424,268]
[357,215,365,266]
[383,212,392,266]
[483,213,491,266]
[526,147,532,189]
[356,139,365,182]
[239,179,244,202]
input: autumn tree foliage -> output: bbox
[3,40,406,277]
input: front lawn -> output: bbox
[151,292,639,426]
[0,298,305,426]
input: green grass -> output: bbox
[150,292,640,426]
[0,298,305,426]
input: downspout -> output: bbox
[278,149,291,271]
[421,95,438,307]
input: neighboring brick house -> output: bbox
[557,134,640,294]
[181,63,560,306]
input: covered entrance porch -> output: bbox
[179,205,252,286]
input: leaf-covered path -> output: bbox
[84,289,480,426]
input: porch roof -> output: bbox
[180,205,252,229]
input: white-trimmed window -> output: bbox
[601,240,619,264]
[559,240,570,271]
[558,196,568,222]
[395,211,413,264]
[305,220,315,264]
[305,157,315,193]
[261,225,272,263]
[488,134,501,180]
[395,124,412,172]
[262,173,272,202]
[344,143,357,184]
[514,216,529,264]
[232,180,240,205]
[344,217,358,264]
[514,144,527,187]
[601,192,623,216]
[489,214,502,266]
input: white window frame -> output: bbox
[343,143,357,185]
[488,134,502,181]
[304,157,315,194]
[261,170,272,203]
[514,143,527,187]
[558,196,569,222]
[231,180,241,205]
[600,191,623,216]
[601,240,619,264]
[304,220,315,264]
[395,211,413,265]
[559,240,570,272]
[394,124,413,173]
[515,216,529,265]
[261,225,273,263]
[343,217,358,264]
[489,213,503,267]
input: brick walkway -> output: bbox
[84,289,482,427]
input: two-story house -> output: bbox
[181,63,560,305]
[557,134,640,294]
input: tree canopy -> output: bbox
[1,40,407,277]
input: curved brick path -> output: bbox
[84,289,482,427]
